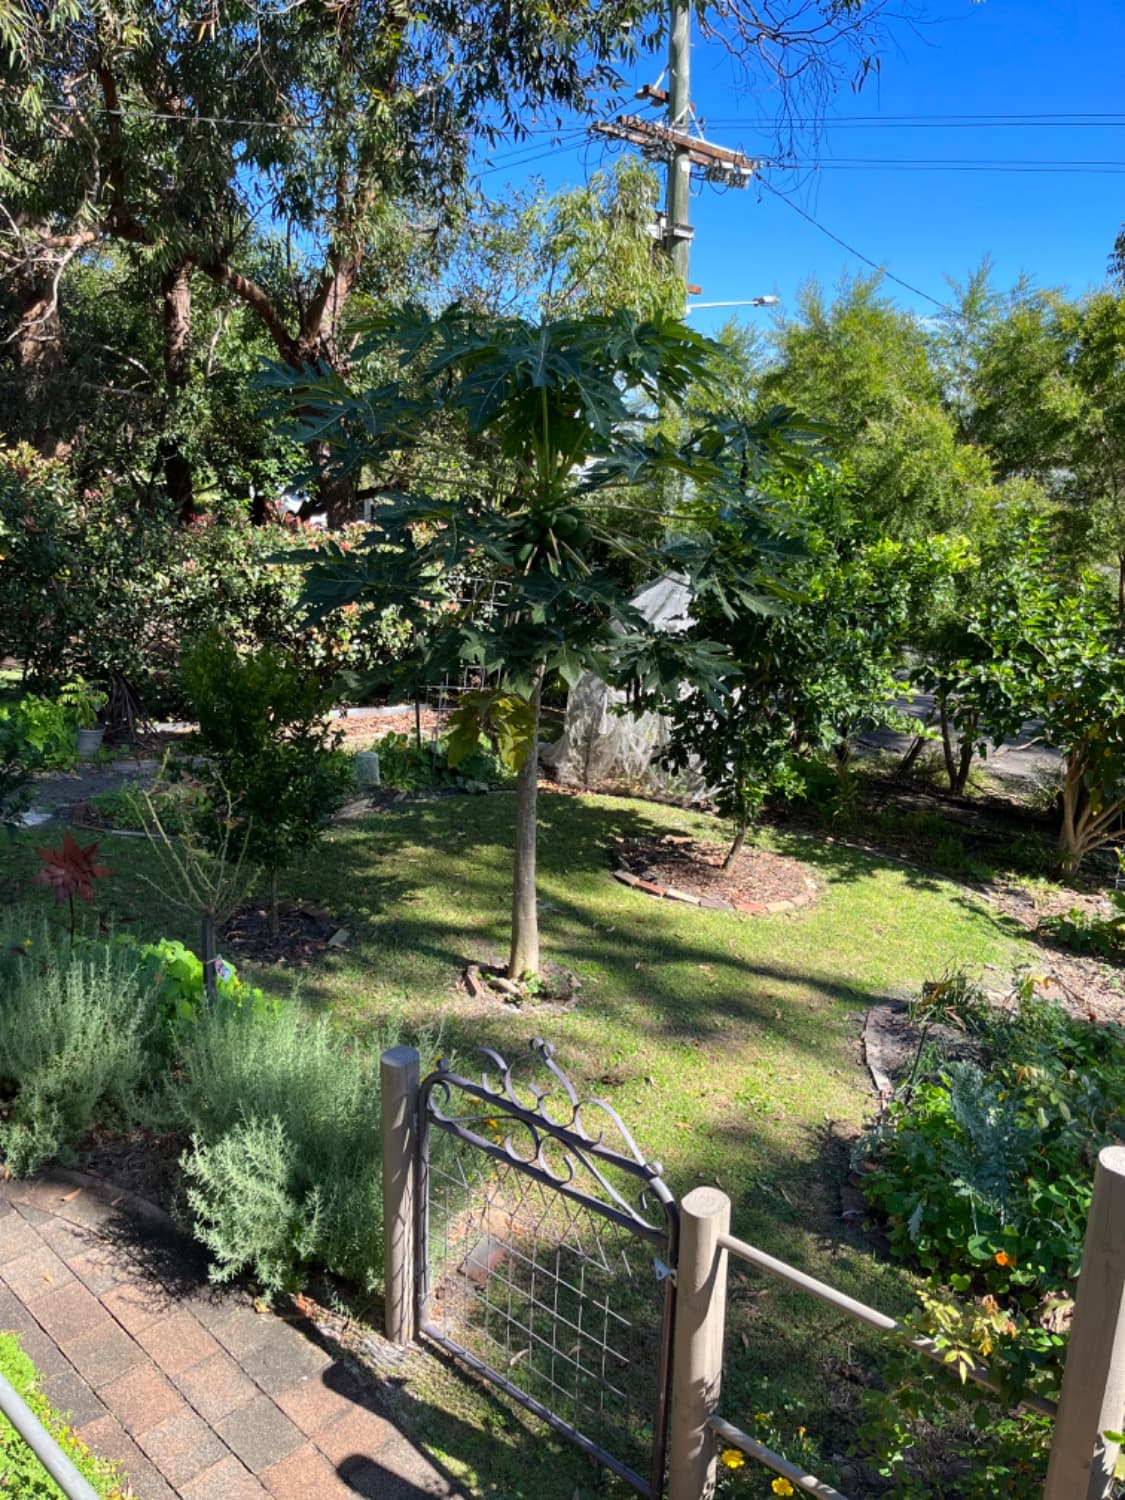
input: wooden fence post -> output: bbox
[380,1045,420,1345]
[1045,1145,1125,1500]
[668,1186,731,1500]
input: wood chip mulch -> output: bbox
[219,900,347,966]
[610,834,818,915]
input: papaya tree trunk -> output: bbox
[508,674,543,980]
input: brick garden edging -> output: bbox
[610,865,818,915]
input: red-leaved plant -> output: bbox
[33,831,112,937]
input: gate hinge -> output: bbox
[653,1257,676,1286]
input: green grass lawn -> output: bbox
[0,791,1035,1498]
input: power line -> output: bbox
[772,162,1125,175]
[705,112,1125,128]
[757,179,946,309]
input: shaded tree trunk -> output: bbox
[723,818,748,871]
[201,911,217,1003]
[939,702,976,795]
[508,674,543,980]
[200,248,363,528]
[11,253,64,452]
[160,261,196,524]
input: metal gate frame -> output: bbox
[416,1039,680,1498]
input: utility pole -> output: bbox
[665,0,693,286]
[592,9,760,292]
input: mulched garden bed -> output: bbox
[219,900,348,966]
[609,833,818,914]
[75,1123,186,1218]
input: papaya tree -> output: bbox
[277,304,817,977]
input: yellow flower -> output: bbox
[720,1449,746,1469]
[772,1480,795,1497]
[754,1412,771,1424]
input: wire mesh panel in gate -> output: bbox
[417,1041,679,1498]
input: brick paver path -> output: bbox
[0,1173,460,1499]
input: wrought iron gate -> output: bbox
[416,1040,679,1498]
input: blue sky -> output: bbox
[480,0,1125,336]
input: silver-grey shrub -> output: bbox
[0,915,156,1176]
[176,1005,409,1294]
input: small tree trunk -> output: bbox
[898,734,928,776]
[508,676,543,980]
[161,261,196,524]
[269,866,280,940]
[308,438,359,528]
[201,911,217,1003]
[951,739,974,795]
[938,699,960,791]
[1057,755,1087,876]
[722,819,748,871]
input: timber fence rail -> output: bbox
[667,1146,1125,1500]
[382,1040,1125,1500]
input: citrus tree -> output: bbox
[278,305,818,977]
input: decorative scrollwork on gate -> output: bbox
[423,1038,675,1245]
[417,1038,679,1499]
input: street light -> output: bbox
[685,296,779,312]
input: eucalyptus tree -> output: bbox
[278,304,816,978]
[4,0,907,516]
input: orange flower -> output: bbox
[995,1251,1016,1268]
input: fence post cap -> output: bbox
[1098,1144,1125,1177]
[681,1185,731,1218]
[381,1045,421,1068]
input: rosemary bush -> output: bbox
[0,914,157,1176]
[176,1005,417,1294]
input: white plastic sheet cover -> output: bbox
[540,574,708,799]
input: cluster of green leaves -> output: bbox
[657,467,943,856]
[177,1005,426,1295]
[88,785,189,835]
[0,696,77,771]
[0,908,422,1296]
[0,914,158,1176]
[181,633,353,927]
[129,937,274,1038]
[368,730,512,793]
[864,979,1125,1303]
[0,1332,125,1497]
[0,445,409,716]
[1038,892,1125,960]
[858,1350,1055,1500]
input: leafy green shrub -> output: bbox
[182,634,353,934]
[0,916,158,1176]
[371,730,511,791]
[0,1332,125,1497]
[0,445,410,716]
[863,980,1125,1301]
[0,696,75,770]
[87,785,191,834]
[175,1005,416,1294]
[124,937,275,1041]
